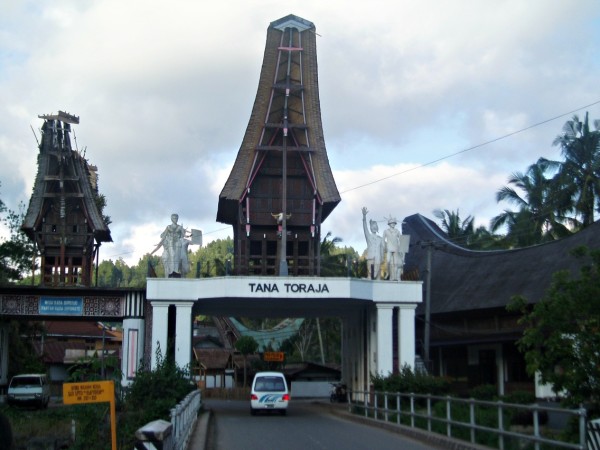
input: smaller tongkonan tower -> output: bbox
[217,15,340,276]
[21,111,112,287]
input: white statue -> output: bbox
[362,207,383,279]
[383,215,409,281]
[151,213,197,277]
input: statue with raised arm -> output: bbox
[362,207,383,279]
[151,213,192,277]
[383,215,409,281]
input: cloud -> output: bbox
[1,0,600,267]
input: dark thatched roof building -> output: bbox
[402,213,600,395]
[21,112,111,287]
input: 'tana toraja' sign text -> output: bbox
[248,282,329,294]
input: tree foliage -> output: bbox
[507,246,600,408]
[436,112,600,249]
[552,112,600,227]
[124,344,194,424]
[0,194,35,284]
[235,335,259,387]
[7,320,46,377]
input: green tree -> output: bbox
[491,158,569,247]
[319,232,348,276]
[188,237,233,277]
[96,259,121,287]
[552,112,600,227]
[507,246,600,409]
[433,209,474,245]
[235,335,258,387]
[0,196,35,285]
[7,320,46,377]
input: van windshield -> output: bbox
[254,376,286,392]
[10,377,42,387]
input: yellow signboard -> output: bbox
[63,380,116,450]
[264,351,285,362]
[63,380,114,404]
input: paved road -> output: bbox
[204,399,442,450]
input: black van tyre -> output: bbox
[280,409,286,416]
[250,408,256,416]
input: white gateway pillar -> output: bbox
[174,301,194,369]
[150,300,194,370]
[397,304,416,369]
[150,301,170,369]
[375,304,394,376]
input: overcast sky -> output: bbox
[1,0,599,266]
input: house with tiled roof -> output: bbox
[31,320,121,393]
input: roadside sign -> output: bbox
[263,351,285,362]
[63,380,116,450]
[63,380,113,404]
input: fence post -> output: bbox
[135,419,173,450]
[410,393,415,428]
[533,403,540,450]
[384,392,389,422]
[396,392,401,425]
[580,405,588,450]
[427,395,432,432]
[469,400,475,444]
[497,400,504,450]
[446,396,451,437]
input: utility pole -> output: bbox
[420,241,437,370]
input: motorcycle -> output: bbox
[329,382,348,403]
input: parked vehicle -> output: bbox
[330,382,347,403]
[250,371,290,415]
[7,374,51,408]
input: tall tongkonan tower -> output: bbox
[21,111,112,286]
[217,15,340,276]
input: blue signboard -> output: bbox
[40,297,83,315]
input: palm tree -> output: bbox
[433,209,474,246]
[552,112,600,227]
[319,232,346,276]
[491,158,569,247]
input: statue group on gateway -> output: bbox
[151,208,409,282]
[362,207,409,281]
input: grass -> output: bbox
[1,403,74,448]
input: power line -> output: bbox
[341,99,600,194]
[106,101,600,260]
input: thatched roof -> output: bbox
[21,117,111,242]
[217,15,340,224]
[403,213,600,315]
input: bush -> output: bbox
[124,348,195,423]
[371,365,450,395]
[469,384,497,400]
[118,346,196,448]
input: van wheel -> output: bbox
[280,409,287,416]
[250,408,256,416]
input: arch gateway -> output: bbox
[146,277,421,393]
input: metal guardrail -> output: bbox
[171,389,202,450]
[349,390,588,450]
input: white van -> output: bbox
[7,374,51,408]
[250,371,290,415]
